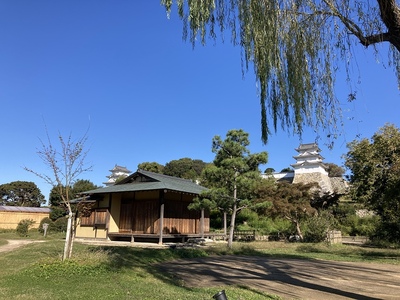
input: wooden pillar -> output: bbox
[106,193,112,240]
[200,208,205,238]
[158,190,165,245]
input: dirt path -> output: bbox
[158,255,400,300]
[0,240,44,253]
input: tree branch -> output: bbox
[320,0,400,51]
[361,32,392,47]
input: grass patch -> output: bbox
[0,236,399,299]
[0,239,278,299]
[0,229,65,241]
[247,241,400,264]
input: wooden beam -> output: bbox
[106,193,112,240]
[158,190,165,245]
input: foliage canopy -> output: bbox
[137,158,208,180]
[0,181,45,207]
[162,0,400,143]
[255,181,316,240]
[345,123,400,242]
[325,162,345,177]
[163,157,207,180]
[137,161,165,174]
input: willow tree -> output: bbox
[161,0,400,143]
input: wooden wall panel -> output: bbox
[119,199,133,232]
[116,191,209,235]
[132,200,158,233]
[163,200,201,234]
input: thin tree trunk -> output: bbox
[228,203,237,248]
[223,211,227,239]
[295,220,303,241]
[228,173,238,249]
[68,215,76,259]
[63,212,73,261]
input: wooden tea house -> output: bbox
[75,170,209,244]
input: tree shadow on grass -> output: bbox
[87,245,211,271]
[155,254,397,300]
[85,244,400,299]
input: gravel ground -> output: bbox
[158,255,400,300]
[0,239,46,253]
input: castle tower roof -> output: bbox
[103,164,132,186]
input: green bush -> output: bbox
[236,211,297,236]
[357,216,380,236]
[245,217,281,235]
[304,211,336,243]
[338,214,379,236]
[267,217,292,234]
[209,210,223,230]
[38,217,54,234]
[16,219,35,237]
[236,209,259,225]
[370,219,400,244]
[49,206,67,221]
[54,217,68,232]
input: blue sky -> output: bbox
[1,1,399,202]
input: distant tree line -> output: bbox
[137,158,209,182]
[0,181,45,207]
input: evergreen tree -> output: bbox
[345,123,400,243]
[196,129,268,248]
[0,181,45,207]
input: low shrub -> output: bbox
[16,219,35,237]
[39,217,68,234]
[370,220,400,244]
[49,206,67,221]
[340,215,380,236]
[38,217,55,234]
[54,217,68,232]
[304,211,336,243]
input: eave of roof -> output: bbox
[291,161,327,168]
[293,153,324,160]
[0,206,51,213]
[295,143,321,152]
[83,170,207,195]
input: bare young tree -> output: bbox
[25,129,92,260]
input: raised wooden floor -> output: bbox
[107,232,226,243]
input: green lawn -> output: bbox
[0,233,399,300]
